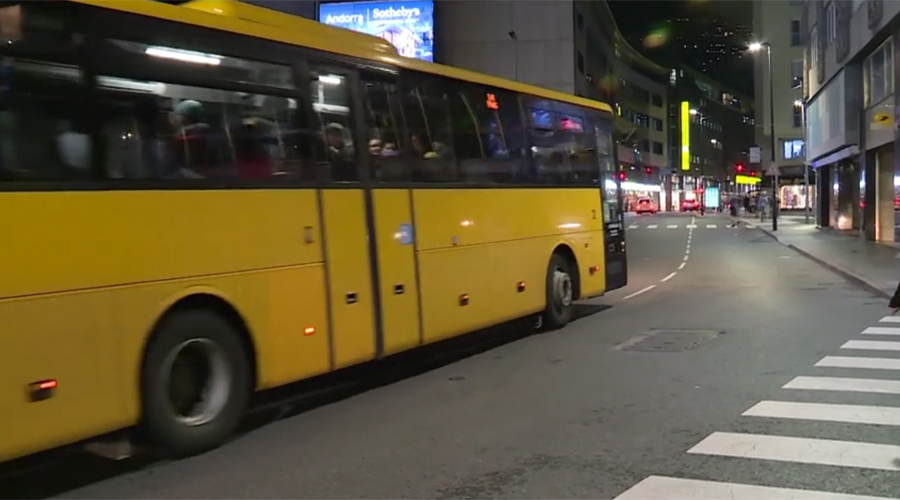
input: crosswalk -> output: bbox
[613,316,900,500]
[627,222,756,230]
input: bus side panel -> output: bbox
[0,291,120,463]
[320,189,377,368]
[412,189,491,343]
[371,189,421,355]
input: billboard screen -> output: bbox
[318,0,434,62]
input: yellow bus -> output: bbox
[0,0,626,463]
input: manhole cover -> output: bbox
[615,329,723,353]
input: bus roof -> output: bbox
[70,0,613,114]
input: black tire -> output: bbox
[542,253,575,330]
[141,308,252,458]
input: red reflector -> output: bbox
[303,326,316,336]
[38,380,57,390]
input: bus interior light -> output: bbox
[145,46,222,65]
[303,326,316,336]
[318,75,342,85]
[517,281,526,292]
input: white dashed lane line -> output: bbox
[623,216,693,301]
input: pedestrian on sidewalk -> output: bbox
[728,198,740,228]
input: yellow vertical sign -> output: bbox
[681,101,690,171]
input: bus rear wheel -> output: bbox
[140,309,251,458]
[542,253,575,330]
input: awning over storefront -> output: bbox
[809,145,859,168]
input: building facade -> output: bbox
[800,0,897,242]
[437,0,672,209]
[752,0,812,212]
[668,66,757,204]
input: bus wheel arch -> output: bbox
[541,245,580,330]
[138,293,256,457]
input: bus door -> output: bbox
[595,122,627,291]
[360,76,422,357]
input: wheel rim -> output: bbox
[552,267,573,312]
[160,338,232,427]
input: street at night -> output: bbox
[5,213,898,499]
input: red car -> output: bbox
[680,199,699,212]
[636,197,657,215]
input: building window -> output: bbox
[864,37,894,106]
[790,19,802,46]
[783,139,805,160]
[651,93,663,107]
[652,141,663,155]
[790,59,804,88]
[793,105,803,128]
[809,26,819,67]
[825,3,837,45]
[652,117,663,131]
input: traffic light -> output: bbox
[618,171,626,181]
[749,170,757,177]
[736,163,745,173]
[645,167,652,175]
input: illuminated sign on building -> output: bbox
[318,0,434,62]
[735,174,761,185]
[680,101,690,171]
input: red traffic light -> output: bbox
[644,167,652,174]
[618,171,626,181]
[736,163,745,173]
[750,170,757,177]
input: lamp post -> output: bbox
[690,108,705,215]
[795,99,810,224]
[749,41,778,231]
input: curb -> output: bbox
[754,227,891,299]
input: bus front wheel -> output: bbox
[140,309,251,458]
[542,253,575,330]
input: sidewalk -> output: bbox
[741,213,899,298]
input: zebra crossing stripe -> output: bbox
[688,431,900,471]
[613,475,899,500]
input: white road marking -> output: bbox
[686,224,697,228]
[745,224,756,228]
[879,316,900,323]
[661,272,676,282]
[627,224,638,229]
[816,356,900,370]
[706,224,717,228]
[684,248,690,255]
[683,255,689,262]
[687,431,900,471]
[784,375,900,394]
[677,262,686,270]
[842,340,900,351]
[623,285,655,300]
[647,224,658,229]
[862,326,900,335]
[613,476,898,500]
[666,224,678,228]
[743,400,900,426]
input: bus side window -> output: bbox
[308,68,357,183]
[449,87,526,184]
[398,77,457,183]
[360,78,408,182]
[0,2,90,182]
[90,38,304,182]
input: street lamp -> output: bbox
[749,41,778,231]
[794,99,811,224]
[689,108,707,215]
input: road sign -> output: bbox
[749,146,761,164]
[766,163,780,176]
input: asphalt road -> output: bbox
[5,211,900,499]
